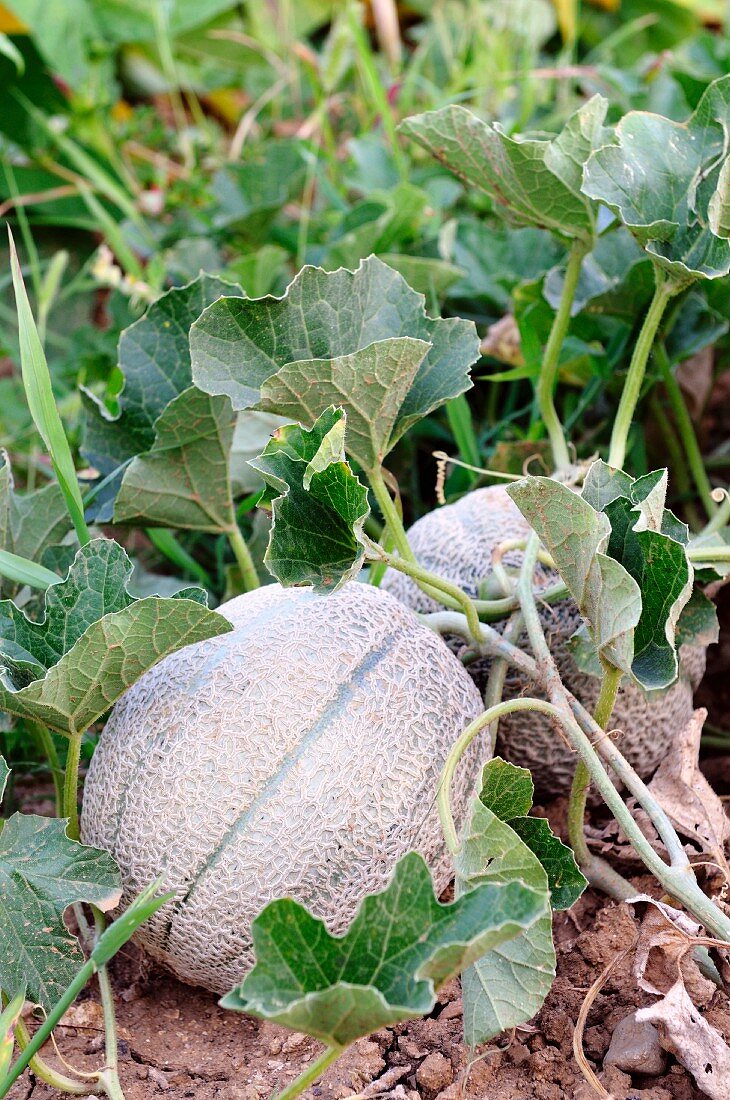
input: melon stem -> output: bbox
[9,1015,91,1094]
[367,466,416,565]
[226,525,260,592]
[272,1044,343,1100]
[566,662,622,878]
[516,534,730,941]
[62,734,82,841]
[536,238,586,474]
[608,269,676,471]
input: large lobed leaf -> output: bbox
[582,75,730,282]
[190,255,480,469]
[0,539,230,735]
[114,387,239,534]
[508,461,694,689]
[82,274,240,520]
[398,97,609,243]
[249,407,369,591]
[0,757,121,1010]
[457,759,584,1046]
[220,852,545,1047]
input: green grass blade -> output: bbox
[8,229,90,546]
[0,548,60,591]
[146,528,213,588]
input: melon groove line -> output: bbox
[105,595,305,860]
[159,628,399,952]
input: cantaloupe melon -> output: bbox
[81,582,484,994]
[382,485,705,796]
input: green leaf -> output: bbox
[476,757,534,820]
[220,851,545,1047]
[603,487,692,689]
[0,786,121,1009]
[190,256,480,453]
[114,387,239,534]
[456,778,553,1045]
[9,229,89,545]
[676,588,719,649]
[399,96,609,242]
[259,338,431,473]
[82,274,240,521]
[0,452,70,596]
[507,475,640,677]
[456,760,584,1046]
[0,539,230,735]
[249,407,369,591]
[509,462,694,689]
[582,75,730,282]
[2,0,104,88]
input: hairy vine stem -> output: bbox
[537,238,588,474]
[608,270,677,470]
[426,542,730,940]
[226,525,260,592]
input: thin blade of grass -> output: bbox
[8,228,90,546]
[0,548,60,591]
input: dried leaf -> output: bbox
[647,709,730,870]
[636,978,730,1099]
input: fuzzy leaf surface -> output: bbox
[582,75,730,281]
[259,337,431,472]
[190,256,479,445]
[220,852,545,1047]
[0,756,121,1009]
[82,274,239,519]
[0,539,230,734]
[399,97,608,242]
[512,463,693,688]
[508,476,640,676]
[249,407,369,591]
[114,386,238,533]
[457,761,556,1047]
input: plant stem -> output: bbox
[608,273,674,470]
[227,525,260,592]
[687,546,730,563]
[439,697,561,852]
[482,614,523,752]
[367,467,415,564]
[656,345,717,520]
[537,239,586,473]
[27,721,64,814]
[11,1017,91,1095]
[566,663,622,876]
[0,888,164,1100]
[367,541,481,642]
[273,1045,343,1100]
[62,735,83,841]
[93,910,126,1100]
[702,491,730,535]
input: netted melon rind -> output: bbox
[81,583,484,994]
[382,485,705,796]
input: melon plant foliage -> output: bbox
[0,537,230,736]
[1,69,730,1100]
[0,756,121,1010]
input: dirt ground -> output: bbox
[9,587,730,1100]
[9,825,730,1100]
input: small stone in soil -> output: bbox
[416,1052,453,1095]
[605,1011,668,1076]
